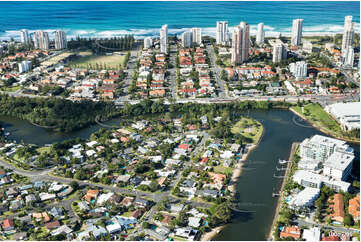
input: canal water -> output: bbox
[0,110,359,240]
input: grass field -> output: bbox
[231,117,263,144]
[293,103,341,133]
[0,86,21,92]
[291,103,358,142]
[69,53,126,69]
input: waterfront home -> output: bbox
[280,226,301,239]
[302,227,321,241]
[188,217,202,228]
[174,227,199,240]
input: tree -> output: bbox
[213,203,232,223]
[344,214,354,226]
[70,181,79,190]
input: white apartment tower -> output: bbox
[342,16,354,51]
[144,37,153,49]
[20,29,30,45]
[291,19,303,46]
[231,22,250,65]
[181,31,193,48]
[256,23,265,45]
[272,43,287,63]
[216,21,229,45]
[191,27,202,45]
[160,24,168,54]
[343,46,354,67]
[289,61,307,79]
[54,30,67,50]
[33,30,49,50]
[18,60,32,73]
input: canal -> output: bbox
[0,109,359,241]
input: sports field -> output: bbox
[69,52,127,69]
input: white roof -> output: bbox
[309,135,346,147]
[324,151,354,171]
[86,150,96,157]
[302,227,321,241]
[326,102,360,118]
[86,141,98,147]
[188,217,201,228]
[287,187,320,207]
[106,223,122,233]
[97,192,114,205]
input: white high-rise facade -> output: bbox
[289,61,307,79]
[342,16,354,51]
[343,46,354,67]
[33,30,49,50]
[231,22,250,65]
[18,60,32,73]
[291,19,303,46]
[54,30,67,50]
[20,29,30,45]
[181,31,193,48]
[272,43,287,63]
[256,23,265,45]
[160,24,168,54]
[191,27,202,45]
[144,37,153,49]
[216,21,229,45]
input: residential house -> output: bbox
[280,226,301,239]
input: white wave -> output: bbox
[1,22,359,41]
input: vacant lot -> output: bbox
[69,53,126,70]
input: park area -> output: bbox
[68,51,127,70]
[231,117,263,144]
[292,103,359,142]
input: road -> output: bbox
[295,218,359,235]
[168,44,178,98]
[206,44,227,98]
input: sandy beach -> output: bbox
[200,226,225,241]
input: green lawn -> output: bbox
[0,86,21,92]
[293,103,341,132]
[231,117,263,144]
[292,103,359,142]
[69,53,126,69]
[36,146,51,155]
[214,165,233,175]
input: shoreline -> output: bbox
[267,142,299,240]
[289,107,360,144]
[203,120,265,241]
[200,225,225,241]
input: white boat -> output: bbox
[279,159,288,164]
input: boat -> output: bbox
[4,132,10,136]
[278,159,288,164]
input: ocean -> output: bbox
[0,1,360,40]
